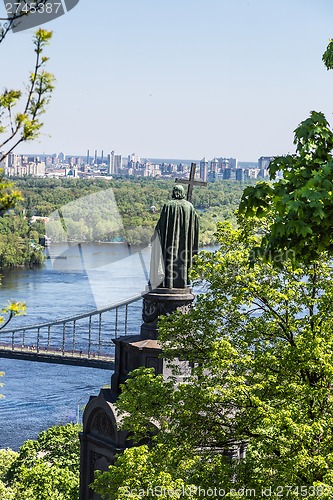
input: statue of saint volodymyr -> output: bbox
[149,185,199,289]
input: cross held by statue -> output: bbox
[176,163,207,202]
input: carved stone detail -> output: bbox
[142,300,159,324]
[90,410,114,439]
[141,288,195,340]
[142,298,193,327]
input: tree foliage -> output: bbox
[1,423,81,500]
[0,449,17,500]
[0,172,26,318]
[94,445,199,500]
[239,111,333,264]
[92,222,333,499]
[322,38,333,70]
[12,177,249,247]
[0,212,44,268]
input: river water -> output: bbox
[0,242,152,450]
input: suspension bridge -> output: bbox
[0,294,143,369]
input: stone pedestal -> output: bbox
[79,287,194,499]
[110,336,163,396]
[141,287,195,339]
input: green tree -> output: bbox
[0,212,44,268]
[94,445,198,500]
[0,171,23,212]
[2,423,81,500]
[92,222,333,499]
[0,449,18,500]
[239,111,333,264]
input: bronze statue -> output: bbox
[149,185,199,289]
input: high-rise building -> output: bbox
[107,151,121,175]
[210,158,218,172]
[7,153,21,168]
[228,157,238,169]
[223,168,235,180]
[248,168,260,179]
[217,157,237,170]
[114,155,122,173]
[218,157,229,170]
[128,153,140,164]
[258,156,274,177]
[235,168,247,182]
[107,151,114,175]
[199,157,208,182]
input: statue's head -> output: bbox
[172,185,185,200]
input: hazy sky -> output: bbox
[1,0,333,161]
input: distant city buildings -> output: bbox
[1,153,45,177]
[0,149,275,182]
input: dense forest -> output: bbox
[1,177,254,268]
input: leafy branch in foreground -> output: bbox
[0,28,55,163]
[0,301,26,330]
[238,111,333,265]
[0,171,23,211]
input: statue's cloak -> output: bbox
[150,199,199,289]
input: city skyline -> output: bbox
[2,150,269,183]
[1,0,333,161]
[2,149,259,166]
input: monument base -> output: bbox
[141,287,195,339]
[79,287,195,499]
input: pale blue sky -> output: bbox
[1,0,333,161]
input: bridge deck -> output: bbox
[0,346,115,370]
[0,294,141,369]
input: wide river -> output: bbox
[0,242,214,450]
